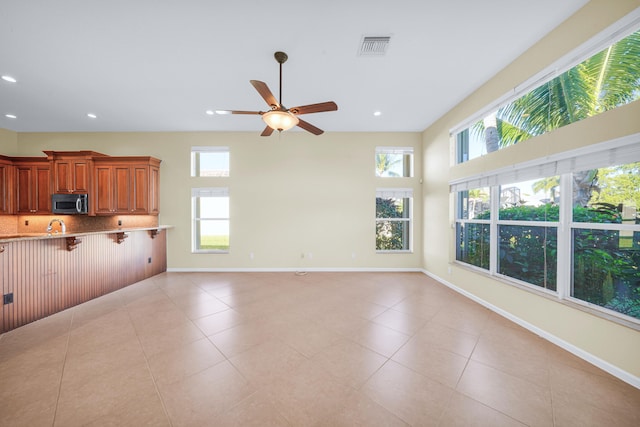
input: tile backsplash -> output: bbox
[2,215,159,235]
[0,215,18,234]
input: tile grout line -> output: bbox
[127,279,175,427]
[50,308,75,427]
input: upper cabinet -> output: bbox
[93,157,161,216]
[0,151,161,216]
[13,159,52,214]
[45,151,107,194]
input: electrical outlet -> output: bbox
[307,253,313,259]
[118,220,122,226]
[250,252,254,260]
[3,293,13,305]
[148,257,152,264]
[25,220,29,226]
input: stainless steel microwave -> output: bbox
[52,194,89,214]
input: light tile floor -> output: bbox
[1,272,639,426]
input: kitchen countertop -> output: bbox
[0,225,172,243]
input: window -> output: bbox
[455,187,491,270]
[376,188,412,251]
[191,146,229,177]
[192,188,229,253]
[571,162,640,319]
[375,147,413,177]
[454,27,640,163]
[497,178,560,291]
[452,139,640,322]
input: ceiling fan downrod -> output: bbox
[274,51,288,108]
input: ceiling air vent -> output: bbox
[358,36,390,56]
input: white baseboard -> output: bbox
[421,269,640,390]
[166,267,423,273]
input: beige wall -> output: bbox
[0,128,17,155]
[421,0,640,380]
[14,131,423,270]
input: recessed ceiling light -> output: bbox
[205,110,215,115]
[87,113,97,119]
[5,114,17,119]
[1,75,17,83]
[373,111,382,116]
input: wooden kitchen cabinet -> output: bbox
[52,159,89,193]
[14,160,52,214]
[45,151,106,194]
[0,156,12,214]
[94,157,160,215]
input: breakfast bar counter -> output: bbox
[0,226,170,333]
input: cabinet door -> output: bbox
[73,161,89,193]
[15,165,50,214]
[130,166,149,214]
[54,160,89,194]
[34,166,52,213]
[54,161,72,193]
[94,165,114,214]
[0,163,11,214]
[149,165,160,215]
[114,166,131,213]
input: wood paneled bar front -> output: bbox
[0,227,168,333]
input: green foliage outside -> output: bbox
[461,29,640,319]
[462,203,640,318]
[199,235,229,250]
[471,30,640,150]
[456,223,490,269]
[376,198,407,250]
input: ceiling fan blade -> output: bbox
[260,126,275,137]
[250,80,279,108]
[297,118,324,135]
[216,110,262,115]
[289,101,338,115]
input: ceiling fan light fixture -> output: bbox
[262,110,299,131]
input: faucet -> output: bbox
[47,218,66,234]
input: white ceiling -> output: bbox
[0,0,590,134]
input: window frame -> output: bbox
[452,139,640,327]
[191,146,230,177]
[376,188,413,253]
[191,187,230,254]
[375,146,414,178]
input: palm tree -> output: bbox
[473,30,640,205]
[375,153,402,177]
[532,176,560,203]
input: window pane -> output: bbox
[199,196,229,218]
[573,228,640,319]
[196,219,229,250]
[457,188,490,220]
[376,197,408,218]
[456,222,490,269]
[192,149,229,177]
[573,162,639,223]
[375,152,413,177]
[499,177,559,221]
[498,225,557,290]
[193,190,229,252]
[376,220,409,250]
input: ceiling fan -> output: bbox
[217,51,338,136]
